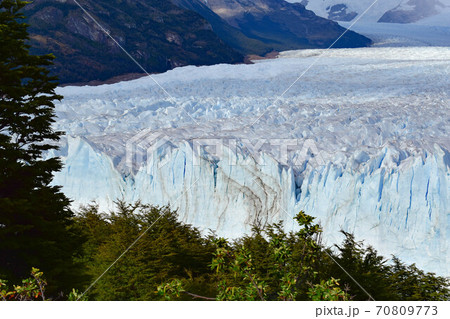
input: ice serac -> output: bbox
[296,145,449,276]
[52,47,450,275]
[52,136,126,210]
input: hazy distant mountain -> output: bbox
[291,0,450,23]
[23,0,243,84]
[379,0,448,23]
[173,0,372,54]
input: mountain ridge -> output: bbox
[175,0,372,53]
[171,0,276,55]
[23,0,244,84]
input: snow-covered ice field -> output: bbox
[52,47,450,275]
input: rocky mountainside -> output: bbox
[171,0,276,55]
[176,0,371,52]
[23,0,243,84]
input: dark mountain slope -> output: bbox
[172,0,275,55]
[23,0,243,84]
[187,0,372,50]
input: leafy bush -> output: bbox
[0,268,47,301]
[158,212,349,301]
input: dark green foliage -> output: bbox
[227,214,326,300]
[160,212,349,301]
[0,0,82,296]
[318,231,391,300]
[74,202,217,300]
[318,231,449,301]
[74,205,448,301]
[388,257,449,301]
[204,212,350,301]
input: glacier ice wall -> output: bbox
[53,137,449,275]
[51,47,449,275]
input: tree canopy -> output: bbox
[73,203,449,301]
[0,0,82,296]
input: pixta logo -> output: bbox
[125,129,173,171]
[191,138,326,168]
[126,130,326,171]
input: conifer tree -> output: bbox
[0,0,81,295]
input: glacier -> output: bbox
[51,47,449,275]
